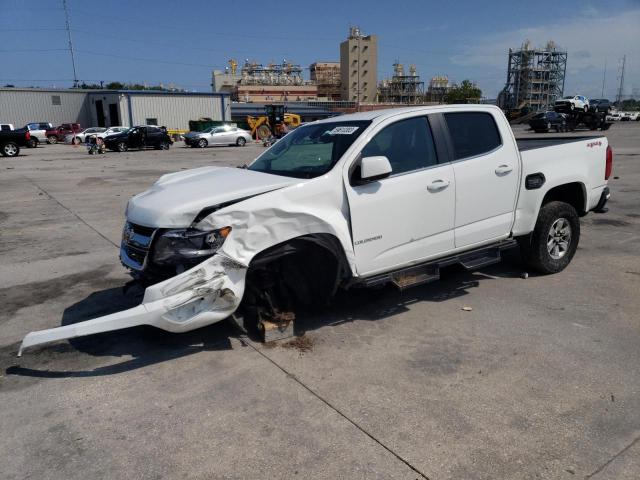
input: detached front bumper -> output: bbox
[18,254,247,355]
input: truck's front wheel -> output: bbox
[524,201,580,274]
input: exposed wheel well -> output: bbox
[243,234,351,315]
[541,182,586,215]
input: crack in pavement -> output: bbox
[584,434,640,479]
[240,336,431,480]
[24,175,119,249]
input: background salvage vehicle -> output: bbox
[24,122,53,147]
[104,126,172,152]
[19,105,613,354]
[528,111,567,132]
[555,95,589,112]
[65,127,107,144]
[0,127,32,157]
[45,122,81,144]
[183,125,252,148]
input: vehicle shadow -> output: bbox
[5,249,528,378]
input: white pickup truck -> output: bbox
[19,105,613,354]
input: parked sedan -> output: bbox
[65,127,107,144]
[183,125,252,148]
[104,126,172,152]
[529,111,567,132]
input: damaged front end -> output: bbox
[18,251,247,356]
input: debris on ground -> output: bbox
[281,335,314,353]
[461,306,473,312]
[521,272,529,279]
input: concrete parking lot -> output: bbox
[1,123,639,479]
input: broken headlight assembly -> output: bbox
[152,226,231,266]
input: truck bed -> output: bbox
[516,135,605,152]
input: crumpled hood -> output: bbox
[126,166,298,228]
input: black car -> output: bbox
[104,126,172,152]
[529,111,567,133]
[589,99,611,114]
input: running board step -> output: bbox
[458,248,502,270]
[391,265,440,290]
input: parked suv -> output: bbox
[104,126,173,152]
[589,99,611,114]
[24,122,53,147]
[555,95,589,113]
[45,123,81,144]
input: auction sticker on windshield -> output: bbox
[329,126,360,135]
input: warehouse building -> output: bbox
[0,88,230,130]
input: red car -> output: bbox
[45,123,82,144]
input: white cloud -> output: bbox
[451,9,640,98]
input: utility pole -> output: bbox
[62,0,79,88]
[601,59,606,98]
[616,55,626,105]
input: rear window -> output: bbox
[444,112,502,160]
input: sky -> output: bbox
[1,0,638,99]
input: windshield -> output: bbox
[248,121,370,179]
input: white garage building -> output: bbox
[0,88,230,130]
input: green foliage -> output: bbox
[616,99,639,111]
[445,80,482,104]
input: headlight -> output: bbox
[152,226,231,265]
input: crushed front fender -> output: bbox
[18,254,247,356]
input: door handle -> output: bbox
[427,179,450,192]
[495,165,513,176]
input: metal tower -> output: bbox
[498,41,567,113]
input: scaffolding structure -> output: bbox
[378,62,425,104]
[310,62,341,100]
[427,75,451,103]
[498,41,567,112]
[239,59,306,86]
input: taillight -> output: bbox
[25,131,30,140]
[605,145,613,180]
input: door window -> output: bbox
[443,112,502,160]
[361,116,438,175]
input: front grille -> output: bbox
[120,222,156,271]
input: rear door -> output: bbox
[146,127,162,146]
[345,115,456,275]
[443,111,519,248]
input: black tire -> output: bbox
[1,142,19,157]
[236,137,246,147]
[197,138,207,148]
[27,138,38,148]
[583,105,588,112]
[47,135,58,144]
[546,122,551,132]
[157,141,170,150]
[524,201,580,274]
[116,141,128,152]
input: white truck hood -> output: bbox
[126,166,297,228]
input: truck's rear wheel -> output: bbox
[524,201,580,274]
[1,142,19,157]
[27,138,38,148]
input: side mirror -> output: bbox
[360,156,392,182]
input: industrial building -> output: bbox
[340,26,378,102]
[426,75,453,103]
[378,62,425,104]
[0,88,230,130]
[498,40,567,112]
[310,62,342,100]
[211,59,242,95]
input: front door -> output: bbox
[443,111,519,248]
[345,116,456,276]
